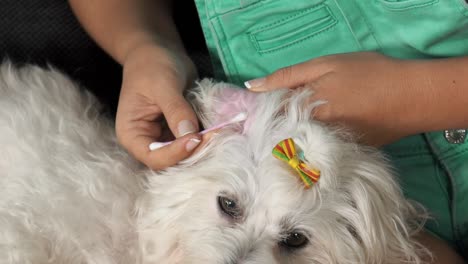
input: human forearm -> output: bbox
[70,0,201,170]
[246,52,468,146]
[402,56,468,135]
[69,0,186,64]
[416,231,465,264]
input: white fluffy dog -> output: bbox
[0,64,427,264]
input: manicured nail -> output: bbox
[185,138,201,152]
[149,141,168,151]
[244,77,266,89]
[178,120,196,137]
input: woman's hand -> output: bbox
[246,52,420,146]
[70,0,207,170]
[116,44,202,170]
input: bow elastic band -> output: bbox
[272,138,320,188]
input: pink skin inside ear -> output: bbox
[211,86,258,134]
[148,86,258,151]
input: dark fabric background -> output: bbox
[0,0,212,114]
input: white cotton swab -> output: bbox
[149,112,248,151]
[199,112,247,135]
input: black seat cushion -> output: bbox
[0,0,212,115]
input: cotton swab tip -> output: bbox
[148,112,249,151]
[231,112,248,123]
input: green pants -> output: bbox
[195,0,468,257]
[383,132,468,256]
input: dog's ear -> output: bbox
[334,148,425,262]
[188,79,258,133]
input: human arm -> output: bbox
[417,231,465,264]
[69,0,202,169]
[245,52,468,146]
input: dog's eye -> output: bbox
[281,232,309,249]
[218,196,241,218]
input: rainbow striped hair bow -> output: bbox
[272,138,320,189]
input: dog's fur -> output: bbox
[0,64,428,263]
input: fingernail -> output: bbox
[185,138,201,152]
[244,77,265,89]
[178,120,196,137]
[149,141,169,151]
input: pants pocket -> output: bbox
[361,0,468,58]
[248,4,337,54]
[204,0,379,84]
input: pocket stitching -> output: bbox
[250,4,327,34]
[248,5,338,54]
[378,0,439,11]
[250,21,338,54]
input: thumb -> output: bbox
[158,92,200,138]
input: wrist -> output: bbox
[121,43,197,99]
[125,42,195,78]
[374,58,421,138]
[392,58,450,136]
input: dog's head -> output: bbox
[137,80,425,264]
